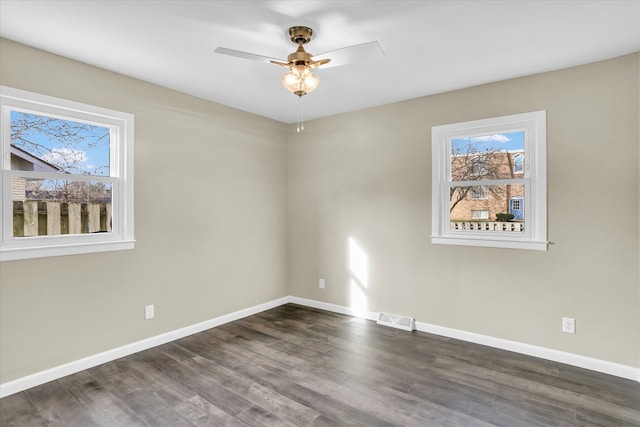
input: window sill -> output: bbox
[0,240,135,261]
[431,236,548,251]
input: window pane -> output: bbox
[471,210,489,220]
[10,111,110,176]
[470,186,488,200]
[12,178,112,237]
[450,131,525,181]
[513,154,524,174]
[450,184,525,232]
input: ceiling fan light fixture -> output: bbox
[281,65,319,97]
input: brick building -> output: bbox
[449,150,525,221]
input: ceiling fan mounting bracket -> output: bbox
[288,26,313,45]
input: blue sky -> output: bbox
[11,111,110,176]
[451,131,525,153]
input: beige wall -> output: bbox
[1,37,638,385]
[0,39,289,383]
[288,53,640,367]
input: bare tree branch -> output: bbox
[11,112,111,202]
[449,141,508,213]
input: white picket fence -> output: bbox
[450,221,524,232]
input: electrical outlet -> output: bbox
[319,278,325,289]
[145,304,155,320]
[562,317,575,334]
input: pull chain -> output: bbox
[296,96,304,133]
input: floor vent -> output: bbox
[377,312,416,331]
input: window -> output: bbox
[470,156,488,176]
[471,210,489,220]
[432,111,547,250]
[513,153,524,174]
[1,86,134,261]
[471,186,488,200]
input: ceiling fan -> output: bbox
[215,25,384,97]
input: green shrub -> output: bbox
[495,213,514,222]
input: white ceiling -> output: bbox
[1,1,639,124]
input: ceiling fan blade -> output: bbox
[270,60,291,68]
[309,58,331,68]
[314,41,384,69]
[214,47,283,64]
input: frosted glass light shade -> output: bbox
[281,66,319,97]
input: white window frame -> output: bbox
[1,86,134,261]
[431,111,547,251]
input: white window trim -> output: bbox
[1,86,134,261]
[431,111,547,251]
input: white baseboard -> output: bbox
[288,297,638,382]
[414,321,640,383]
[0,296,289,398]
[288,296,379,321]
[2,295,637,398]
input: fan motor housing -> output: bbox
[289,26,313,45]
[287,46,313,64]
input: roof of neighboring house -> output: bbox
[10,144,63,172]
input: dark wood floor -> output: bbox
[1,304,639,426]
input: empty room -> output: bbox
[0,1,639,426]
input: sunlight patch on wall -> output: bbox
[349,237,368,317]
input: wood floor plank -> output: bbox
[176,332,249,370]
[173,395,249,427]
[2,303,639,426]
[237,404,304,427]
[0,391,47,427]
[25,380,100,426]
[234,363,396,427]
[113,353,197,408]
[134,348,254,417]
[431,354,640,424]
[186,355,321,425]
[57,370,146,426]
